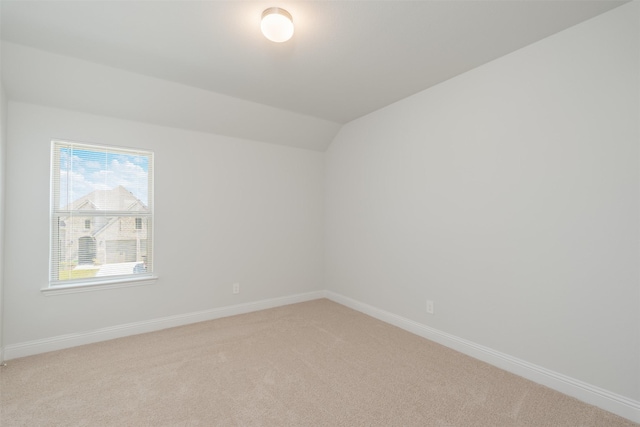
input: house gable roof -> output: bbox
[64,186,148,212]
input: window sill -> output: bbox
[41,275,158,296]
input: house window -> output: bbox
[50,140,154,287]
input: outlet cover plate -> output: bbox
[426,300,434,314]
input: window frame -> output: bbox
[46,140,156,294]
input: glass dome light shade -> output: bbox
[261,7,294,43]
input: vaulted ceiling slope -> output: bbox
[0,0,627,151]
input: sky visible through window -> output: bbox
[59,147,149,208]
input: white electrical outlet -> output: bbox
[233,283,240,294]
[426,300,434,314]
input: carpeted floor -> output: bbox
[0,299,637,426]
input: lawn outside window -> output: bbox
[47,140,155,293]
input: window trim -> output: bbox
[48,140,155,290]
[42,275,158,296]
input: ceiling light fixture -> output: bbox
[261,7,294,43]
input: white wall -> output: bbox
[3,102,324,345]
[0,0,6,360]
[0,71,7,363]
[326,1,639,402]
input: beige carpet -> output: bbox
[0,299,637,426]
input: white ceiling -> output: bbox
[0,0,628,149]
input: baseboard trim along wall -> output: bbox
[2,290,325,361]
[3,289,638,423]
[324,291,640,424]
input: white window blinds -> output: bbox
[50,140,154,286]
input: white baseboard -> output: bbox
[325,291,640,424]
[3,290,325,361]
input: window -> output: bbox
[50,140,154,288]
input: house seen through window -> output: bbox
[50,140,153,286]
